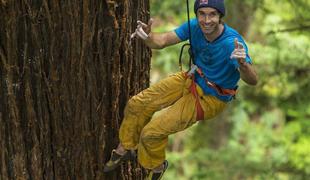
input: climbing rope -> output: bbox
[179,0,196,72]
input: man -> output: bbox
[104,0,258,179]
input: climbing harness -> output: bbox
[178,0,204,120]
[179,0,237,121]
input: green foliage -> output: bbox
[165,108,309,179]
[150,0,195,23]
[151,43,191,83]
[284,120,310,174]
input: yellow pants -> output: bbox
[119,72,227,169]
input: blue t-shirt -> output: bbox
[174,18,252,102]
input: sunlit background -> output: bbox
[149,0,310,179]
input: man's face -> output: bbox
[196,7,221,35]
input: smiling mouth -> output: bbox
[203,26,214,31]
[201,24,214,30]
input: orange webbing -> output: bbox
[188,76,204,121]
[196,67,237,96]
[207,82,237,96]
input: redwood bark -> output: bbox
[0,0,150,179]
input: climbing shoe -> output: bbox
[146,160,168,180]
[103,149,132,172]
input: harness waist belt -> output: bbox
[195,66,237,96]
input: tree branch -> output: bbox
[267,25,310,35]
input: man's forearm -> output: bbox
[239,63,258,85]
[144,33,166,49]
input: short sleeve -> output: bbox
[174,20,196,41]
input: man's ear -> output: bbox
[219,18,223,24]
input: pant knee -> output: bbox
[125,97,141,112]
[140,128,165,148]
[140,129,153,146]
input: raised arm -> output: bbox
[231,38,258,86]
[145,31,181,49]
[132,19,182,49]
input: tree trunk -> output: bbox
[225,0,263,37]
[0,0,150,179]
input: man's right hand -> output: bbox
[131,18,153,40]
[130,18,181,49]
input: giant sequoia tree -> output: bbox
[0,0,150,179]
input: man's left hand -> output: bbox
[230,38,246,65]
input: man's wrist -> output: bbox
[239,59,247,66]
[238,60,248,70]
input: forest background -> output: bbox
[148,0,310,179]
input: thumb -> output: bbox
[148,18,154,27]
[234,38,238,49]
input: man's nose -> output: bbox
[203,15,211,23]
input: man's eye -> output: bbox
[210,12,216,16]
